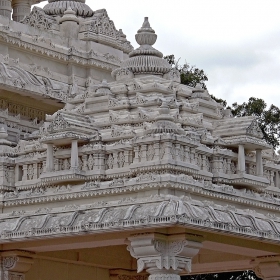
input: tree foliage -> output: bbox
[164,55,208,90]
[165,54,280,148]
[182,271,261,280]
[229,98,280,148]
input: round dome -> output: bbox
[44,1,94,17]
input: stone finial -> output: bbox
[59,7,79,24]
[135,17,157,46]
[112,17,171,80]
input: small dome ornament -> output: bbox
[112,17,171,80]
[59,7,80,24]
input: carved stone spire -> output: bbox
[43,0,93,17]
[112,17,171,80]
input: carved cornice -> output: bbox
[1,195,280,243]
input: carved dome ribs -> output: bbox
[44,0,94,17]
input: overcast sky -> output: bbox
[35,1,280,108]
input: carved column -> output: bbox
[140,145,147,162]
[14,164,19,183]
[22,165,27,181]
[127,233,202,280]
[46,144,54,172]
[12,0,31,22]
[71,140,79,170]
[0,0,12,18]
[238,144,246,174]
[153,143,160,161]
[124,150,130,167]
[133,146,140,164]
[1,251,34,280]
[255,260,280,280]
[256,149,263,176]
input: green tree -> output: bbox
[229,97,280,148]
[165,54,280,148]
[164,55,208,90]
[182,270,261,280]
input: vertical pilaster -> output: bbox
[14,164,19,183]
[22,164,27,181]
[124,150,130,167]
[226,158,231,174]
[46,144,54,172]
[275,171,280,189]
[71,140,79,170]
[153,143,160,161]
[238,145,246,174]
[140,145,147,162]
[82,155,88,171]
[33,163,38,180]
[256,149,263,176]
[113,152,119,169]
[133,146,140,164]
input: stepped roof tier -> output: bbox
[0,3,280,280]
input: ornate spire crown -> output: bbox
[112,17,171,79]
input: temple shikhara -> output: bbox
[0,1,280,280]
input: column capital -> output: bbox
[127,233,202,275]
[1,251,33,272]
[1,251,34,280]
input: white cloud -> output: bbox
[34,1,280,108]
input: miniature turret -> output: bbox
[112,17,172,80]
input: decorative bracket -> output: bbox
[127,233,202,278]
[1,251,34,280]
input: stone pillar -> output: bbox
[1,251,33,280]
[46,144,54,172]
[153,143,160,161]
[127,233,202,280]
[59,7,80,38]
[256,149,263,176]
[71,140,79,170]
[12,0,31,22]
[14,164,19,182]
[0,0,12,18]
[133,146,140,164]
[255,260,280,280]
[238,145,246,174]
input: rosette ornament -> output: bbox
[112,17,171,80]
[43,0,94,17]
